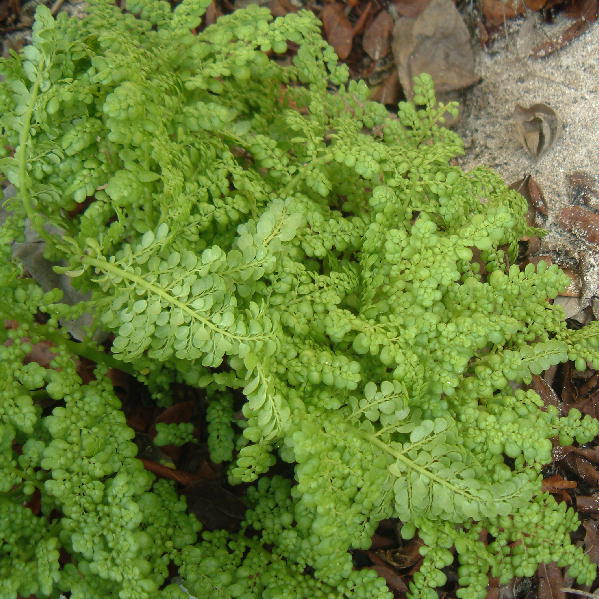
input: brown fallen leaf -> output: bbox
[559,444,599,463]
[368,551,409,594]
[24,488,41,516]
[563,0,598,21]
[563,454,599,487]
[185,481,246,530]
[23,339,57,369]
[569,390,598,418]
[558,268,582,297]
[155,400,196,424]
[559,361,577,404]
[583,519,599,564]
[576,494,599,513]
[567,171,599,209]
[392,0,478,98]
[510,175,548,233]
[532,375,564,413]
[481,0,559,26]
[268,0,297,17]
[559,205,599,245]
[531,18,592,59]
[392,0,431,18]
[380,537,424,569]
[370,533,397,550]
[482,0,525,26]
[537,563,565,599]
[513,103,561,159]
[140,458,206,486]
[352,1,373,37]
[204,1,221,25]
[485,579,500,599]
[321,3,354,60]
[580,372,599,395]
[0,0,20,28]
[541,474,577,493]
[525,0,549,9]
[363,10,394,60]
[525,175,548,215]
[523,255,554,270]
[542,364,558,387]
[370,70,401,106]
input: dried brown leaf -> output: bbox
[185,481,246,530]
[559,205,599,245]
[541,474,577,492]
[576,494,599,513]
[363,10,394,60]
[525,0,548,10]
[204,1,221,25]
[531,18,591,58]
[513,103,561,159]
[532,375,564,413]
[23,340,57,369]
[560,362,577,404]
[371,533,397,550]
[583,519,599,563]
[537,563,565,599]
[486,580,500,599]
[523,255,554,270]
[563,0,598,21]
[368,552,409,594]
[482,0,525,26]
[527,176,548,215]
[567,171,599,208]
[140,458,206,486]
[580,372,599,396]
[565,454,599,486]
[393,0,431,17]
[370,70,401,105]
[352,1,373,36]
[510,175,548,236]
[0,0,20,28]
[569,444,599,463]
[24,488,41,516]
[381,538,424,569]
[321,3,354,60]
[268,0,297,17]
[558,268,582,297]
[392,0,478,97]
[155,400,196,424]
[569,390,599,418]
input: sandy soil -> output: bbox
[457,17,599,314]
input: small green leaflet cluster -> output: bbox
[0,243,200,598]
[0,1,598,598]
[154,422,196,447]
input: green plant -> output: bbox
[0,1,598,597]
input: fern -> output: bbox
[0,2,597,598]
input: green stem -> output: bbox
[359,429,474,499]
[82,255,269,343]
[40,327,139,377]
[65,337,139,376]
[16,58,52,243]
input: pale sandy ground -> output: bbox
[456,17,599,316]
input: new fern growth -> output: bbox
[0,1,598,598]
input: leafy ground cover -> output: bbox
[0,5,599,597]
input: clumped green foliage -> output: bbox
[0,1,598,597]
